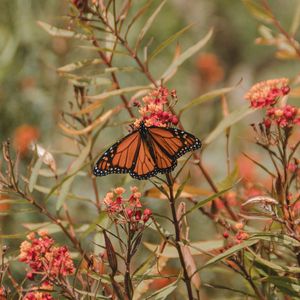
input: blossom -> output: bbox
[13,124,39,156]
[23,282,53,300]
[0,287,6,299]
[196,53,224,85]
[103,187,152,227]
[245,78,290,108]
[19,231,75,280]
[134,87,179,128]
[266,105,300,128]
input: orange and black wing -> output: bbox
[148,126,201,175]
[129,138,158,179]
[93,131,141,177]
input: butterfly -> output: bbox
[93,122,201,180]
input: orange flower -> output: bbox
[196,53,224,85]
[0,194,9,212]
[13,124,39,155]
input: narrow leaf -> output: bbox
[201,239,259,270]
[175,173,191,200]
[179,84,237,114]
[242,0,273,23]
[37,21,88,39]
[246,250,300,274]
[57,58,103,73]
[204,104,255,145]
[249,233,300,247]
[103,230,118,276]
[216,165,239,191]
[83,85,151,115]
[265,276,300,297]
[144,240,224,258]
[136,0,167,50]
[56,139,91,210]
[183,187,231,217]
[145,274,179,300]
[149,22,195,61]
[28,156,44,193]
[161,28,213,80]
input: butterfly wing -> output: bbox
[148,126,201,174]
[93,130,141,177]
[93,125,201,180]
[129,139,157,180]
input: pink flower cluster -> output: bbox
[265,105,300,128]
[23,282,53,300]
[19,231,75,281]
[133,87,179,128]
[244,78,300,128]
[104,187,152,225]
[245,78,290,108]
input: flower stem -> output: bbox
[166,173,194,300]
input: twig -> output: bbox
[166,173,194,300]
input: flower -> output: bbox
[266,105,300,128]
[134,87,179,128]
[0,287,6,299]
[196,53,224,85]
[19,231,74,280]
[103,187,152,227]
[245,78,290,108]
[114,187,125,195]
[23,282,53,300]
[13,124,39,156]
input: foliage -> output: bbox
[1,0,300,299]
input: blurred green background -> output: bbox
[1,0,298,142]
[1,0,299,298]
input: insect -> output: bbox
[93,122,201,180]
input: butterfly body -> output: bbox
[93,122,201,180]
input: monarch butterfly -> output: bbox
[93,122,201,180]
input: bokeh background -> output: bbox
[1,0,299,298]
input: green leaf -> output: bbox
[145,274,179,300]
[174,173,191,200]
[161,28,213,81]
[37,21,88,39]
[179,85,237,114]
[149,22,195,61]
[216,165,239,191]
[249,233,300,248]
[242,0,273,23]
[87,85,150,101]
[136,0,167,50]
[0,233,27,239]
[29,155,44,192]
[246,250,300,274]
[200,239,259,270]
[125,0,153,40]
[56,139,92,211]
[204,104,255,145]
[183,187,231,217]
[265,276,300,298]
[57,58,103,73]
[0,199,27,205]
[61,73,111,87]
[144,239,224,258]
[290,3,300,35]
